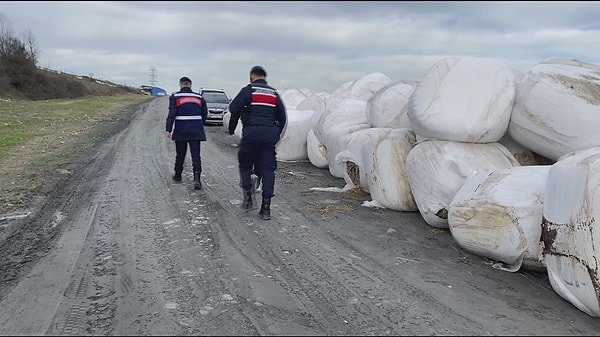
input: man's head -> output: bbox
[249,65,267,82]
[179,76,192,88]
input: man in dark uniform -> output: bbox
[166,76,208,190]
[228,65,287,220]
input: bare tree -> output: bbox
[0,13,14,56]
[0,13,38,67]
[21,27,37,65]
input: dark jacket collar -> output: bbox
[251,79,267,85]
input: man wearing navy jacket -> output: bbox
[228,66,287,220]
[166,76,208,190]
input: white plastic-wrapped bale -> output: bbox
[331,80,354,98]
[415,134,429,143]
[367,128,418,212]
[276,109,315,162]
[336,72,393,102]
[222,111,242,138]
[313,97,369,145]
[499,133,554,166]
[512,68,525,85]
[299,88,313,96]
[311,97,371,178]
[408,56,516,143]
[307,128,328,168]
[367,80,417,129]
[278,88,308,110]
[297,92,328,111]
[405,140,520,228]
[222,111,229,132]
[325,123,372,178]
[335,128,393,191]
[309,98,326,134]
[508,58,600,161]
[449,166,550,272]
[541,147,600,317]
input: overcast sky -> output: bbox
[2,1,600,96]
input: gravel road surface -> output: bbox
[1,97,599,336]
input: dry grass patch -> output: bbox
[305,203,355,215]
[0,94,152,214]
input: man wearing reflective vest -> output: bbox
[228,65,287,220]
[166,76,208,190]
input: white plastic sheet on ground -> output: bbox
[307,128,328,168]
[334,128,393,191]
[367,80,417,129]
[509,58,600,161]
[276,109,315,162]
[541,147,600,317]
[408,56,516,143]
[367,128,418,211]
[449,166,550,272]
[405,140,520,228]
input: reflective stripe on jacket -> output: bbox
[166,87,208,141]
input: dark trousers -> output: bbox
[238,126,279,198]
[174,140,202,173]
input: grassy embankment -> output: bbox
[0,94,153,215]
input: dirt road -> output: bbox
[1,97,599,336]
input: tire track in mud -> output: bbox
[265,168,600,336]
[198,139,454,335]
[0,112,135,335]
[201,125,600,336]
[4,97,600,336]
[45,101,180,336]
[46,99,261,336]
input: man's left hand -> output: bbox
[166,131,172,139]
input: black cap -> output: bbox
[250,65,267,77]
[179,76,192,84]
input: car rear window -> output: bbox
[203,91,229,104]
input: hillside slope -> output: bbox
[0,63,141,100]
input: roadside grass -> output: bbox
[0,94,153,215]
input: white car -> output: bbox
[200,88,231,126]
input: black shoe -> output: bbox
[172,171,182,182]
[259,197,271,220]
[193,171,202,190]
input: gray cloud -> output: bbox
[1,1,600,95]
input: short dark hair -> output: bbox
[179,76,192,84]
[250,66,267,77]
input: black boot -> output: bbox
[193,171,202,190]
[241,189,255,210]
[172,171,182,182]
[259,197,271,220]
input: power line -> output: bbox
[149,67,157,86]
